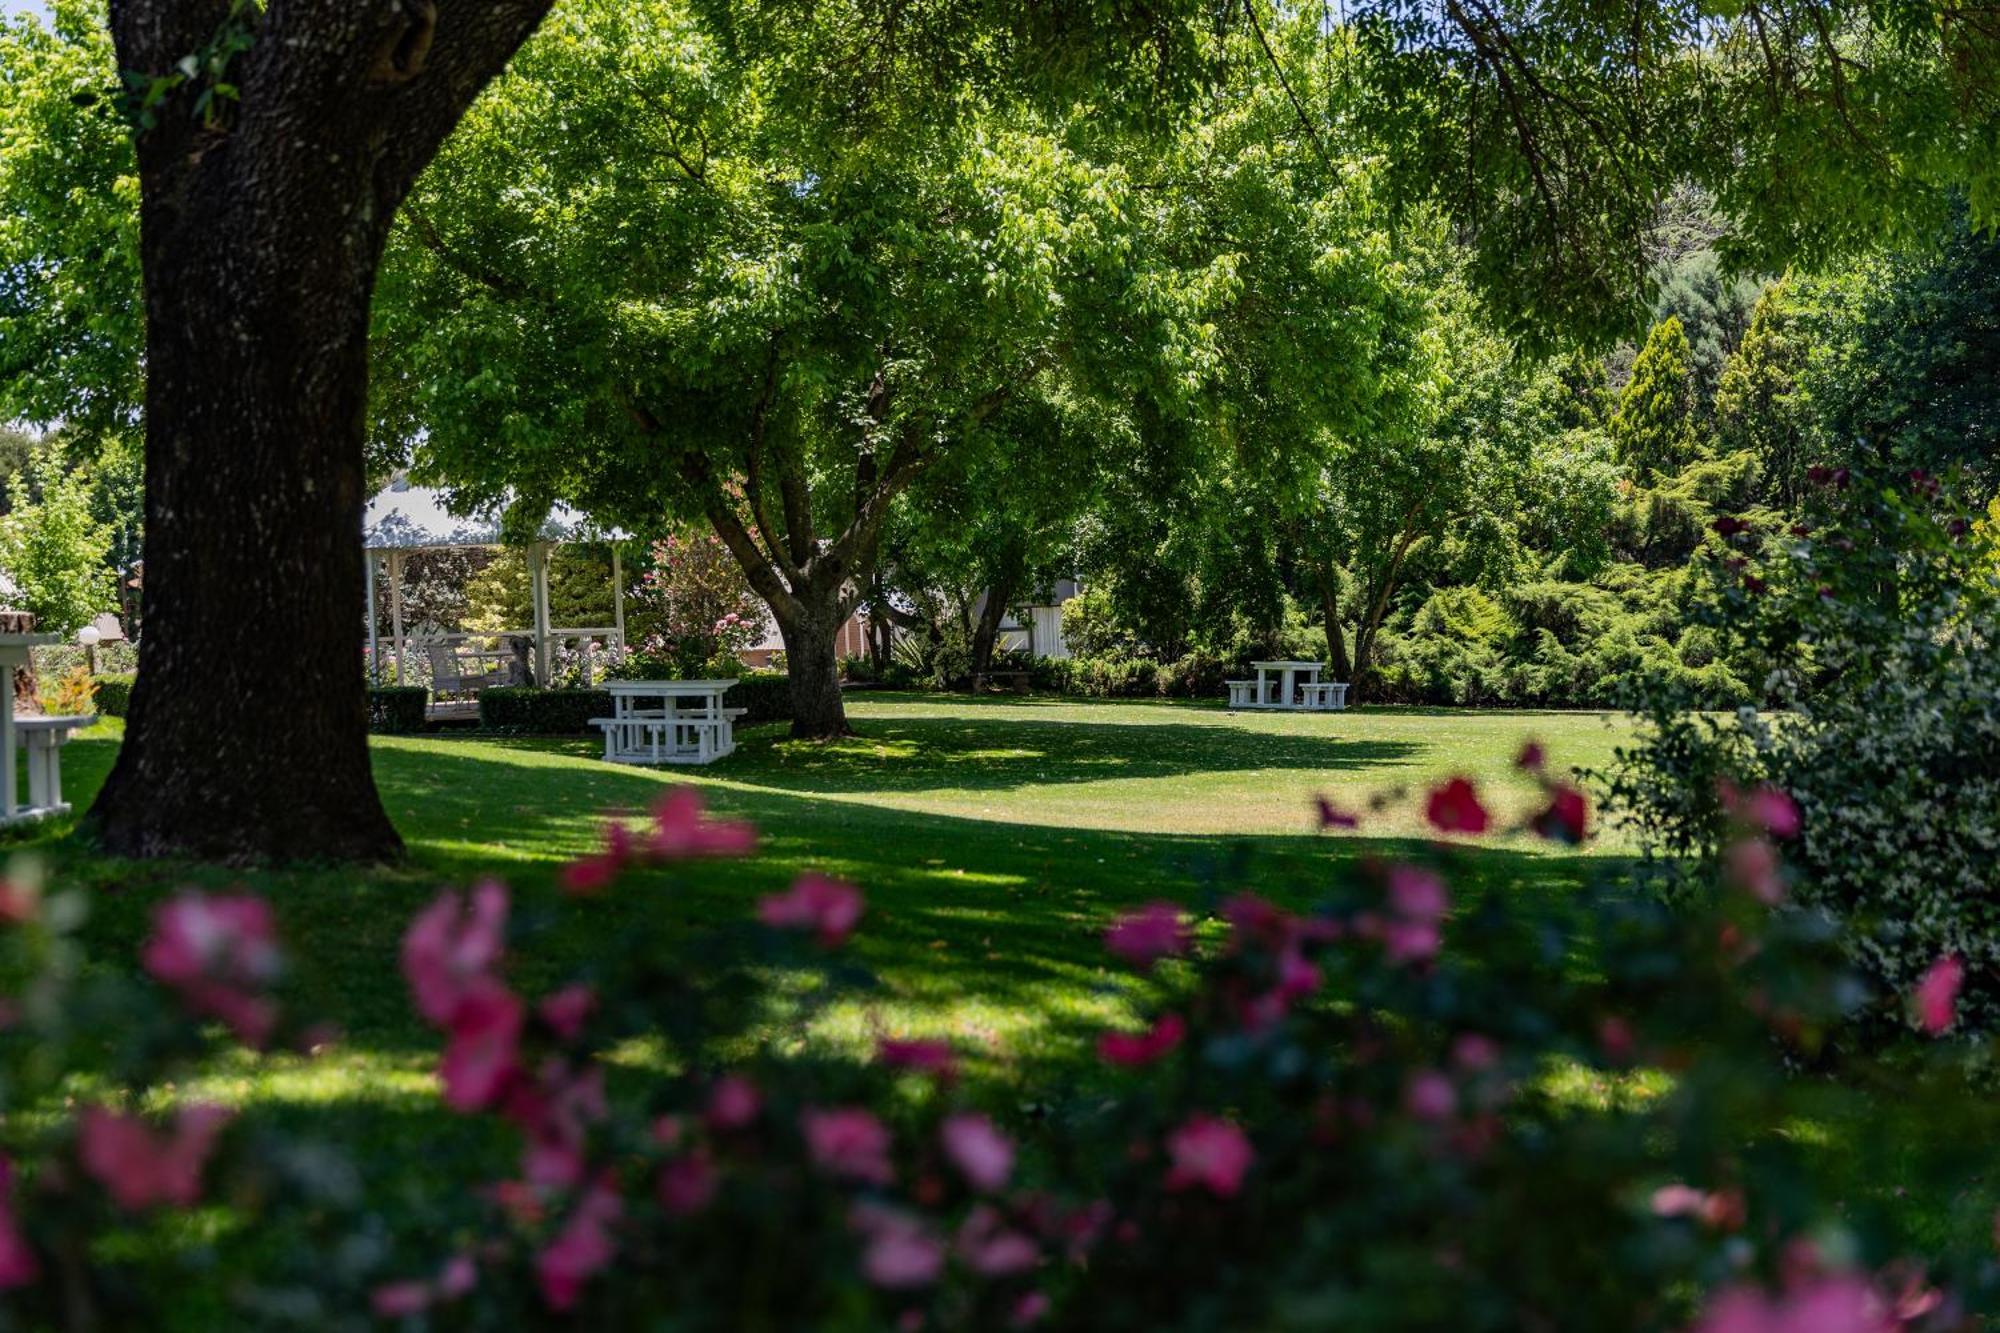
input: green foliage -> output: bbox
[90,672,133,718]
[366,686,429,735]
[1610,316,1700,480]
[1650,247,1764,418]
[1607,473,2000,1034]
[0,447,115,635]
[1715,279,1813,510]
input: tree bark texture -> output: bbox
[87,0,551,863]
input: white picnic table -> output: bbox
[590,679,743,766]
[1225,659,1350,712]
[0,634,95,824]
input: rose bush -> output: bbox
[0,775,1994,1328]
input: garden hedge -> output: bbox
[367,686,429,734]
[91,673,135,718]
[479,674,794,734]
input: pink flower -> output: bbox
[1098,1012,1186,1066]
[1380,917,1442,965]
[706,1074,762,1131]
[1314,796,1360,830]
[141,893,282,1046]
[1720,781,1802,840]
[1104,901,1190,969]
[1451,1034,1501,1071]
[940,1113,1014,1193]
[538,985,596,1041]
[1690,1272,1894,1333]
[1725,839,1785,905]
[1387,865,1448,922]
[438,978,524,1113]
[658,1152,718,1216]
[511,1061,607,1190]
[0,1159,37,1291]
[534,1175,620,1311]
[1916,955,1964,1036]
[401,881,509,1028]
[1599,1015,1636,1064]
[877,1038,958,1080]
[758,874,865,947]
[1404,1069,1456,1122]
[649,787,757,859]
[371,1281,432,1317]
[803,1107,895,1185]
[1011,1291,1051,1327]
[1164,1115,1253,1198]
[956,1204,1039,1276]
[850,1203,945,1289]
[1531,784,1589,843]
[1515,740,1546,771]
[1651,1184,1745,1231]
[1424,777,1490,835]
[77,1104,232,1211]
[1275,947,1321,1001]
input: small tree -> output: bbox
[0,449,113,636]
[1611,316,1702,481]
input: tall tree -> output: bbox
[1611,316,1702,480]
[373,1,1196,736]
[1715,278,1813,510]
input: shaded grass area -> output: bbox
[0,697,1639,1320]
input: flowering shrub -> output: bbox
[1606,469,2000,1035]
[0,774,1995,1326]
[625,531,767,674]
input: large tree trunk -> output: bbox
[1316,575,1352,681]
[86,0,552,863]
[775,599,851,738]
[968,577,1016,687]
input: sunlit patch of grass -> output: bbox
[1538,1057,1675,1113]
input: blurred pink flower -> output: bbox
[1690,1272,1894,1333]
[1104,901,1190,969]
[438,978,524,1113]
[1011,1290,1052,1327]
[956,1204,1039,1276]
[370,1281,431,1317]
[658,1152,717,1216]
[878,1038,958,1080]
[1516,740,1546,771]
[1380,917,1442,965]
[535,1175,621,1311]
[1745,786,1802,839]
[77,1104,232,1212]
[941,1113,1014,1193]
[1451,1034,1501,1071]
[401,881,509,1028]
[0,1159,37,1290]
[1315,796,1360,830]
[1404,1070,1456,1122]
[1097,1013,1187,1067]
[537,984,596,1041]
[1725,839,1785,906]
[649,788,757,859]
[1164,1115,1252,1198]
[706,1074,763,1131]
[1916,955,1964,1036]
[850,1203,945,1289]
[758,874,865,947]
[803,1107,895,1185]
[142,892,282,1047]
[1531,784,1590,844]
[1387,865,1448,923]
[1425,777,1490,835]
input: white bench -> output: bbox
[1225,679,1261,709]
[6,715,95,824]
[1299,682,1350,711]
[589,707,747,766]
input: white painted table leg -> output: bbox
[1,685,14,822]
[24,734,47,812]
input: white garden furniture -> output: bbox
[590,680,744,766]
[1224,660,1350,712]
[0,634,95,825]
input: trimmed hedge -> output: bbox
[92,673,135,718]
[478,688,613,734]
[368,686,430,734]
[479,674,795,735]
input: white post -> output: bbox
[611,544,626,652]
[388,550,407,687]
[365,550,380,685]
[530,543,552,686]
[0,682,14,821]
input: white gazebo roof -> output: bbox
[363,479,618,551]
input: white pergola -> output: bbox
[362,479,630,693]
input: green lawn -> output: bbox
[14,695,1633,1072]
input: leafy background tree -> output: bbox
[0,446,114,636]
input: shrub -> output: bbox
[90,673,134,718]
[479,687,616,734]
[368,685,430,734]
[1605,471,2000,1034]
[481,677,794,734]
[1,779,1995,1326]
[35,665,95,717]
